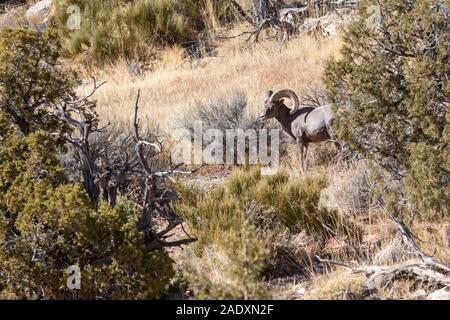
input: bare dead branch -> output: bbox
[146,237,198,252]
[228,0,256,26]
[132,89,197,250]
[64,77,107,105]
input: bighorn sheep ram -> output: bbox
[259,89,340,172]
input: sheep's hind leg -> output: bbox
[303,143,309,172]
[327,124,341,151]
[327,125,349,166]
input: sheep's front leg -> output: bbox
[297,139,305,173]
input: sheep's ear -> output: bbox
[264,90,273,102]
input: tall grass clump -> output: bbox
[173,168,361,299]
[174,180,269,299]
[179,0,233,32]
[54,0,188,63]
[53,0,233,64]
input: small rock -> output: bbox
[427,288,450,300]
[294,285,306,296]
[26,0,52,25]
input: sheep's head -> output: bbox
[259,90,277,121]
[259,89,300,121]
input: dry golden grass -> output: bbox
[412,222,450,265]
[79,34,342,131]
[304,269,366,300]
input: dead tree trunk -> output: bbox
[251,0,270,23]
[132,90,198,251]
[79,149,99,206]
[51,78,107,207]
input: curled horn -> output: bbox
[269,89,300,114]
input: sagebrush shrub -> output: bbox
[182,90,284,165]
[183,90,255,132]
